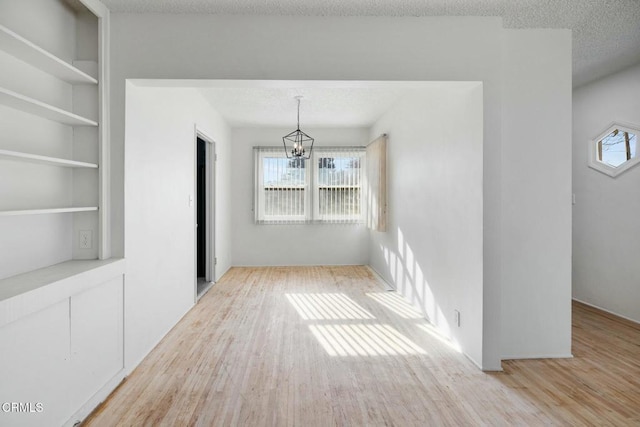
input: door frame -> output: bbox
[194,126,216,302]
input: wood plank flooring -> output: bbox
[83,266,640,426]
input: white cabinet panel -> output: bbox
[0,300,72,427]
[69,277,124,411]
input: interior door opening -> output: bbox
[196,133,215,300]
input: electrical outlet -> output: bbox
[79,230,92,249]
[454,310,461,327]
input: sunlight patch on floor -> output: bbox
[366,292,424,319]
[286,293,375,320]
[416,323,461,353]
[309,323,427,357]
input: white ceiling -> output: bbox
[199,86,412,128]
[134,80,471,127]
[102,0,640,88]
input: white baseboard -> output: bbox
[501,353,573,361]
[366,265,395,291]
[573,298,640,325]
[468,354,504,372]
[64,368,126,427]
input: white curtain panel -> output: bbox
[365,134,387,232]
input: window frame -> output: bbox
[313,150,366,223]
[255,149,310,223]
[254,146,365,224]
[588,122,640,178]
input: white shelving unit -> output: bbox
[0,0,110,273]
[0,24,98,85]
[0,149,98,168]
[0,3,122,427]
[0,87,98,126]
[0,207,98,216]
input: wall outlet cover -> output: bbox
[79,230,93,249]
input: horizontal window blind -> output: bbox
[254,146,365,224]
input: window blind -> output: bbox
[314,147,365,223]
[254,147,308,224]
[254,146,365,224]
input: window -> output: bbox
[255,149,308,222]
[315,150,363,222]
[254,147,365,224]
[588,123,640,178]
[597,128,637,167]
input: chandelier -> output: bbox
[282,96,314,159]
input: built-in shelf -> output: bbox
[0,207,98,216]
[0,24,98,85]
[0,87,98,127]
[0,149,98,168]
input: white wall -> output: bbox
[110,14,505,369]
[0,104,74,279]
[573,63,640,323]
[500,30,573,358]
[124,84,231,370]
[369,85,484,366]
[231,127,370,266]
[110,14,572,369]
[0,0,76,63]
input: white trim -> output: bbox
[194,127,217,302]
[63,368,126,427]
[78,0,112,260]
[314,149,365,222]
[79,0,110,17]
[255,149,310,222]
[573,297,640,325]
[501,354,574,360]
[366,265,395,291]
[587,122,640,178]
[99,5,111,260]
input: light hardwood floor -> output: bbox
[84,266,640,426]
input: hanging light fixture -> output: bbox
[283,96,314,159]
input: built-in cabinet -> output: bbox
[0,1,124,426]
[0,0,108,275]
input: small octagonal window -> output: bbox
[589,123,640,177]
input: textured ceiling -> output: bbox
[101,0,640,87]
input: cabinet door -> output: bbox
[69,276,124,411]
[0,300,72,427]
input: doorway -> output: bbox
[196,132,215,300]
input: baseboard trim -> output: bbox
[64,368,126,427]
[502,353,574,361]
[468,354,504,372]
[573,298,640,326]
[366,265,395,291]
